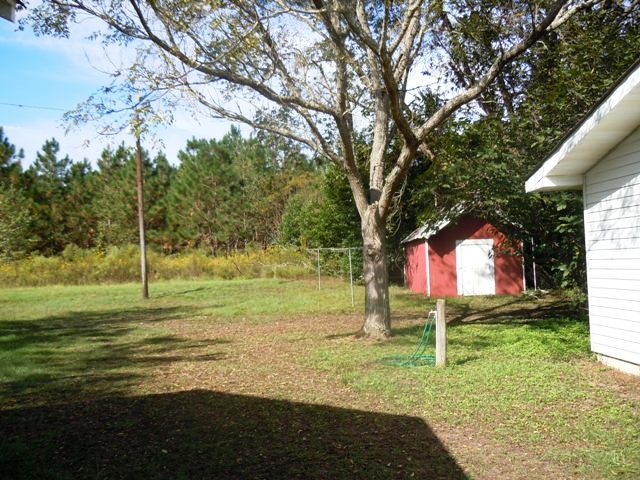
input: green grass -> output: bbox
[1,277,362,320]
[0,279,638,479]
[0,278,358,404]
[309,311,639,478]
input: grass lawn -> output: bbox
[0,278,638,479]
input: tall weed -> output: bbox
[0,246,317,287]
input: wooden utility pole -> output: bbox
[436,299,447,367]
[134,112,149,299]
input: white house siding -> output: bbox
[584,126,640,366]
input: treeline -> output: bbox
[0,126,362,262]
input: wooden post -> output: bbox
[134,112,149,299]
[436,299,446,367]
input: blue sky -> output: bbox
[0,11,233,167]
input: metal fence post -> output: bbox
[436,299,447,367]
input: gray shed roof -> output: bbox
[400,217,453,244]
[401,205,468,244]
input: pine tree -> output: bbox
[94,144,175,250]
[168,133,245,254]
[144,152,175,251]
[93,145,139,248]
[26,139,72,254]
[65,160,98,249]
[0,127,25,188]
[0,185,35,260]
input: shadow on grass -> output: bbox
[0,389,468,480]
[0,307,228,405]
[447,298,581,325]
[391,315,587,340]
[153,287,208,298]
[391,290,582,325]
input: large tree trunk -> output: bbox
[359,205,391,339]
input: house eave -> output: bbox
[525,175,584,192]
[526,61,640,193]
[0,0,16,22]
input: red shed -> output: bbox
[402,215,524,297]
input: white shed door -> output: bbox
[456,239,495,296]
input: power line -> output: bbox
[0,101,68,112]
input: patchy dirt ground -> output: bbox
[140,311,601,480]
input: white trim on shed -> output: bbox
[425,240,431,297]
